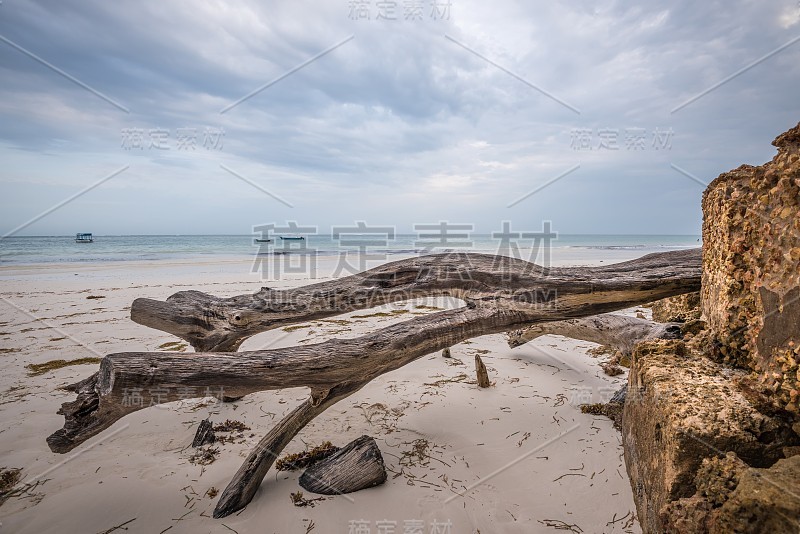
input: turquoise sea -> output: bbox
[0,234,701,265]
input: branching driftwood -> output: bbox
[127,250,699,353]
[47,249,701,518]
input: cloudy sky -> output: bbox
[1,0,798,236]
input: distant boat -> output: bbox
[75,233,94,243]
[254,238,273,243]
[279,235,305,241]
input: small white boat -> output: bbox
[75,233,94,243]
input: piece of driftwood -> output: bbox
[192,418,215,447]
[298,435,387,495]
[475,355,491,388]
[214,382,361,518]
[129,250,700,352]
[506,313,682,355]
[48,249,701,517]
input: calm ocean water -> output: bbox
[0,234,701,265]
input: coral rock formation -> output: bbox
[649,292,702,323]
[701,122,800,415]
[622,340,797,533]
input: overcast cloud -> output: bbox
[1,0,799,235]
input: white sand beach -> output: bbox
[0,255,644,534]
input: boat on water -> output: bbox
[75,233,94,243]
[254,238,273,243]
[279,235,305,241]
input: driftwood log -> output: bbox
[507,313,683,355]
[298,435,387,495]
[47,249,701,518]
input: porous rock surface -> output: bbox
[622,340,797,533]
[701,122,800,415]
[649,292,702,323]
[664,453,800,533]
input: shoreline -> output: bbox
[0,234,701,272]
[0,243,699,277]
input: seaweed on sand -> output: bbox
[213,420,251,433]
[157,341,188,351]
[290,491,325,507]
[26,357,102,376]
[276,441,339,471]
[189,447,219,466]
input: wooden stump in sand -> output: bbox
[192,418,215,447]
[475,354,491,388]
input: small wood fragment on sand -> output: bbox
[475,354,491,388]
[192,419,215,447]
[299,435,387,495]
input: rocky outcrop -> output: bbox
[624,123,800,533]
[649,292,702,323]
[622,339,797,533]
[701,122,800,416]
[664,452,800,532]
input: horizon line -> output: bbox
[2,232,703,238]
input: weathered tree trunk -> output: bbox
[507,313,682,355]
[47,248,701,517]
[298,435,387,495]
